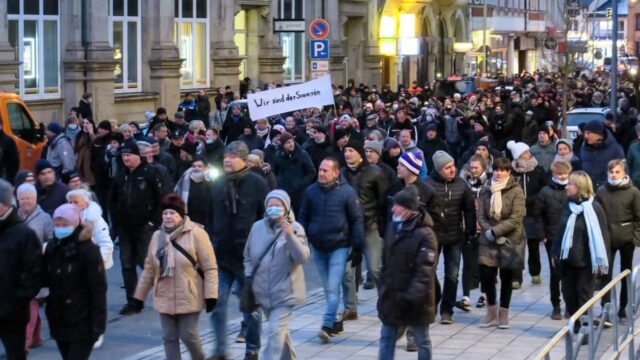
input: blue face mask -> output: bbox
[392,215,404,223]
[54,226,75,239]
[68,124,79,130]
[205,139,214,144]
[266,206,284,219]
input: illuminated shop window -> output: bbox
[279,0,305,83]
[234,10,247,80]
[174,0,209,88]
[109,0,141,92]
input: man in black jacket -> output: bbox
[110,141,165,315]
[0,179,43,360]
[426,150,476,325]
[341,139,388,318]
[0,124,19,184]
[299,157,364,343]
[208,141,268,360]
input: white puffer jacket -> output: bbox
[82,201,114,270]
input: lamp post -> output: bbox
[610,0,618,122]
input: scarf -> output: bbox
[156,220,185,278]
[226,167,251,214]
[512,157,539,174]
[256,127,270,138]
[554,152,574,163]
[489,177,509,221]
[608,175,630,187]
[559,197,609,274]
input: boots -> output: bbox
[479,305,498,328]
[498,307,510,329]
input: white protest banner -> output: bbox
[247,75,334,120]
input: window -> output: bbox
[636,14,640,31]
[234,11,247,80]
[7,0,60,99]
[174,0,209,88]
[109,0,141,92]
[7,103,37,143]
[278,0,305,83]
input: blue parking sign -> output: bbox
[310,40,329,59]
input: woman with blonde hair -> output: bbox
[552,171,609,339]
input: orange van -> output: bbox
[0,93,47,172]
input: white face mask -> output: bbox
[552,176,568,186]
[608,176,623,186]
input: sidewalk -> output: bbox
[128,246,592,360]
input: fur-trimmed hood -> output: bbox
[81,201,103,223]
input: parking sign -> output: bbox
[310,40,329,59]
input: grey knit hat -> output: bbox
[364,140,383,156]
[432,150,454,173]
[0,179,12,206]
[225,140,249,161]
[264,189,295,221]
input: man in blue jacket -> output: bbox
[579,120,624,188]
[299,157,364,343]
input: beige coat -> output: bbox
[134,217,218,315]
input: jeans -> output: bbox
[312,247,350,328]
[119,224,154,301]
[379,324,431,360]
[601,242,635,315]
[543,240,561,307]
[435,243,462,315]
[561,263,595,317]
[343,227,382,311]
[160,312,204,360]
[480,265,514,308]
[210,269,261,357]
[262,306,296,360]
[55,340,94,360]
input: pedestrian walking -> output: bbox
[298,157,364,343]
[596,160,640,324]
[477,157,526,329]
[578,120,624,189]
[44,122,76,176]
[35,160,70,216]
[378,188,438,360]
[133,194,218,360]
[209,141,269,360]
[243,190,310,359]
[44,204,106,360]
[552,171,609,341]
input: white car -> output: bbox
[564,107,611,139]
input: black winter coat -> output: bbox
[272,146,316,212]
[512,165,547,239]
[0,130,19,184]
[0,209,43,321]
[44,224,107,343]
[221,115,252,144]
[553,199,610,269]
[377,213,437,326]
[304,140,332,170]
[417,137,448,174]
[299,179,364,252]
[534,181,567,242]
[110,162,165,229]
[37,182,70,216]
[210,169,269,278]
[596,179,640,248]
[342,162,389,228]
[203,139,225,168]
[426,172,476,245]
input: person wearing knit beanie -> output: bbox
[161,193,186,218]
[36,159,55,174]
[344,139,366,164]
[432,150,454,173]
[52,203,82,235]
[399,150,424,176]
[364,140,383,156]
[584,119,605,136]
[506,140,530,160]
[97,120,112,132]
[392,187,419,212]
[224,140,249,161]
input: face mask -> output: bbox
[190,171,206,182]
[392,215,404,223]
[54,226,75,239]
[266,206,284,219]
[205,139,214,144]
[392,104,399,111]
[608,177,623,186]
[552,177,569,186]
[285,124,295,129]
[68,124,78,130]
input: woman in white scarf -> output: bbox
[552,171,610,335]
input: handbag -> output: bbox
[171,241,204,279]
[239,229,282,313]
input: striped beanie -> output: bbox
[399,150,423,176]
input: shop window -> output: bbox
[278,0,305,83]
[174,0,209,88]
[109,0,141,92]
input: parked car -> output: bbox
[0,93,47,171]
[563,107,611,139]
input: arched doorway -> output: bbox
[417,16,432,86]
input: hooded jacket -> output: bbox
[596,179,640,248]
[134,217,218,315]
[244,191,310,309]
[44,223,106,342]
[81,201,114,269]
[579,131,625,189]
[46,134,76,175]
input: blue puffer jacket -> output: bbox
[579,130,624,189]
[298,179,364,252]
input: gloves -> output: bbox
[349,249,363,268]
[485,230,495,242]
[205,298,217,313]
[131,298,144,312]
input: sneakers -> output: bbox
[532,275,542,284]
[244,351,258,360]
[440,313,454,325]
[119,302,143,316]
[318,326,332,344]
[406,334,417,352]
[236,333,246,343]
[455,298,472,312]
[363,277,376,290]
[340,309,358,321]
[511,281,521,290]
[619,309,628,325]
[331,321,344,335]
[479,305,498,328]
[476,295,486,308]
[551,306,562,321]
[498,307,510,329]
[93,334,104,349]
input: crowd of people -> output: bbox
[1,69,640,360]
